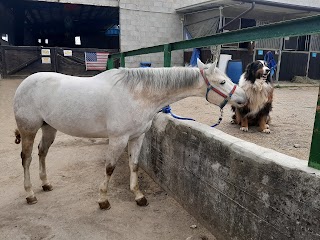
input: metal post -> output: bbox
[308,85,320,170]
[107,57,115,69]
[164,44,172,67]
[120,53,125,68]
[306,51,311,78]
[275,38,283,83]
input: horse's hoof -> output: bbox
[42,184,53,191]
[26,196,38,204]
[98,200,111,210]
[136,196,149,206]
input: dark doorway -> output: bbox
[0,0,119,50]
[279,52,308,80]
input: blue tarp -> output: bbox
[264,51,277,78]
[190,48,200,67]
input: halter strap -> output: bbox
[200,68,237,109]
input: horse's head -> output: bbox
[197,59,247,108]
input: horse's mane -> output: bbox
[116,67,200,92]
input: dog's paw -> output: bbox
[262,129,271,134]
[266,124,270,129]
[240,127,248,132]
[230,119,236,124]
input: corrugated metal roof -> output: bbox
[176,0,320,18]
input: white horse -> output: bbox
[13,59,246,209]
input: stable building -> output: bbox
[0,0,320,81]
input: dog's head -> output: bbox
[244,60,271,83]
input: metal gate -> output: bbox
[0,46,116,78]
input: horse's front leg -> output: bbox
[128,133,148,206]
[98,136,128,210]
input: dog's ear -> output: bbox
[266,70,272,83]
[244,62,255,83]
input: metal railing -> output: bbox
[107,14,320,169]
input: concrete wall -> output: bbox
[119,0,185,67]
[139,113,320,240]
[118,0,211,67]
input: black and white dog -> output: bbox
[231,60,273,133]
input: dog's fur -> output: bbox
[231,60,273,133]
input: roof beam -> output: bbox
[109,14,320,59]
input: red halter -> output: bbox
[200,69,237,109]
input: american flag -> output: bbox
[85,52,109,70]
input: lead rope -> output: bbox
[211,108,223,127]
[161,68,232,127]
[161,105,223,128]
[161,105,195,121]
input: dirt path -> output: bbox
[0,79,214,240]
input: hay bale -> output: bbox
[291,76,319,84]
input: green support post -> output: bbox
[107,57,114,70]
[164,44,171,67]
[308,85,320,170]
[120,53,125,68]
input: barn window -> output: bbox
[45,39,49,44]
[1,34,8,42]
[75,36,81,45]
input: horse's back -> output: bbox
[14,71,116,100]
[14,70,120,137]
[14,72,86,113]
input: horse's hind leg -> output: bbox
[20,132,37,204]
[38,124,57,191]
[98,136,129,210]
[128,133,148,206]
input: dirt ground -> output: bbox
[0,79,214,240]
[0,79,318,240]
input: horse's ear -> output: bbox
[197,58,205,69]
[208,59,217,73]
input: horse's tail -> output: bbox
[14,129,21,144]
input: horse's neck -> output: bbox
[155,85,202,107]
[158,68,205,106]
[120,67,206,111]
[141,82,205,113]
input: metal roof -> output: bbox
[176,0,320,21]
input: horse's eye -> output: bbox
[220,80,226,85]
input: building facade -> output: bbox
[1,0,320,79]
